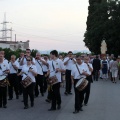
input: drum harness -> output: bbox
[75,64,84,80]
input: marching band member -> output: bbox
[0,53,9,108]
[20,49,35,66]
[71,55,90,114]
[45,54,52,103]
[64,51,76,95]
[83,56,93,106]
[16,52,24,95]
[48,50,65,111]
[8,55,19,100]
[35,52,48,97]
[42,56,49,93]
[18,56,37,109]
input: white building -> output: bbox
[0,40,29,51]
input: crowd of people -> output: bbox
[0,49,119,114]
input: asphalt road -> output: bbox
[0,79,120,120]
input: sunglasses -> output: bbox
[27,59,31,61]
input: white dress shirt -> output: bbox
[0,62,9,76]
[35,59,44,75]
[16,57,23,69]
[71,63,90,79]
[48,58,65,83]
[21,64,37,82]
[64,57,76,70]
[9,61,19,74]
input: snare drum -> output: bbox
[0,75,8,87]
[48,75,58,85]
[21,76,32,88]
[75,78,88,91]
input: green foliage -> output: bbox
[0,48,38,61]
[0,48,86,60]
[84,0,120,56]
[59,52,67,57]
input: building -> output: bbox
[0,40,29,51]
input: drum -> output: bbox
[48,75,58,85]
[21,76,32,88]
[0,75,8,87]
[75,78,88,91]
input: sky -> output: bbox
[0,0,89,52]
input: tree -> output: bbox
[84,0,119,55]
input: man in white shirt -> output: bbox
[43,56,49,93]
[0,53,9,108]
[47,50,65,111]
[16,52,24,95]
[64,51,76,95]
[8,55,19,100]
[71,55,90,114]
[35,52,48,97]
[20,49,35,66]
[83,56,93,106]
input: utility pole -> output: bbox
[10,27,12,41]
[15,34,16,42]
[0,13,12,41]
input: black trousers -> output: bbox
[51,82,61,109]
[84,75,92,104]
[35,74,44,96]
[93,70,99,81]
[18,69,23,94]
[8,73,19,99]
[0,86,7,107]
[23,83,35,106]
[74,79,84,111]
[43,72,48,92]
[65,70,72,93]
[47,85,52,100]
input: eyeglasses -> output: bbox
[27,59,31,61]
[26,52,30,53]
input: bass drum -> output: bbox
[75,77,88,91]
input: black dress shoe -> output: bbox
[41,93,44,96]
[48,108,56,111]
[8,98,12,100]
[80,108,83,111]
[73,110,79,114]
[68,92,72,95]
[57,105,61,110]
[64,92,68,95]
[3,105,7,108]
[24,106,28,109]
[84,103,87,106]
[31,102,34,107]
[16,95,19,99]
[34,95,38,98]
[45,99,51,103]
